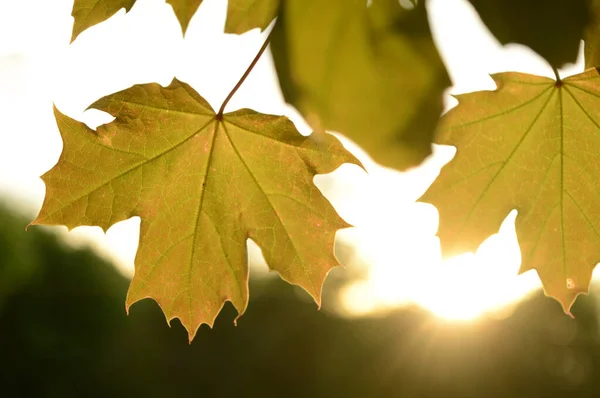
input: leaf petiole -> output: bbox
[553,67,562,86]
[217,26,275,119]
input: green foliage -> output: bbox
[26,0,600,340]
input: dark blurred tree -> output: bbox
[2,200,600,397]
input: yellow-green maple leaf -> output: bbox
[421,69,600,313]
[70,0,203,41]
[32,79,360,341]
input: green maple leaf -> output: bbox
[421,69,600,313]
[271,0,450,171]
[468,0,590,68]
[225,0,279,34]
[32,79,360,341]
[70,0,203,41]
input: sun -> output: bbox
[327,140,544,321]
[338,208,543,321]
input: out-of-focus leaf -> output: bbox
[71,0,135,42]
[421,69,600,313]
[225,0,279,34]
[32,79,360,341]
[271,0,450,170]
[166,0,203,34]
[70,0,203,40]
[468,0,590,68]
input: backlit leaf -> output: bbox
[271,0,450,170]
[421,69,600,313]
[32,79,360,341]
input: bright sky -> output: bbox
[0,0,592,320]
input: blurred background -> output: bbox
[2,0,600,396]
[2,201,600,397]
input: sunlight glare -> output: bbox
[0,0,593,321]
[337,0,586,320]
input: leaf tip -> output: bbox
[536,271,590,320]
[313,294,322,311]
[187,328,197,345]
[179,23,190,38]
[25,213,49,231]
[52,104,72,130]
[557,294,580,319]
[488,73,507,91]
[24,220,36,232]
[350,156,367,174]
[52,103,63,117]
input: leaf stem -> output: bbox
[553,68,562,86]
[217,27,274,119]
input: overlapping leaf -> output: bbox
[468,0,591,68]
[225,0,279,34]
[271,0,450,170]
[421,69,600,312]
[70,0,203,41]
[32,79,360,341]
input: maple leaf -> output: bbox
[420,69,600,313]
[225,0,279,34]
[70,0,204,41]
[271,0,450,171]
[468,0,590,68]
[32,79,360,341]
